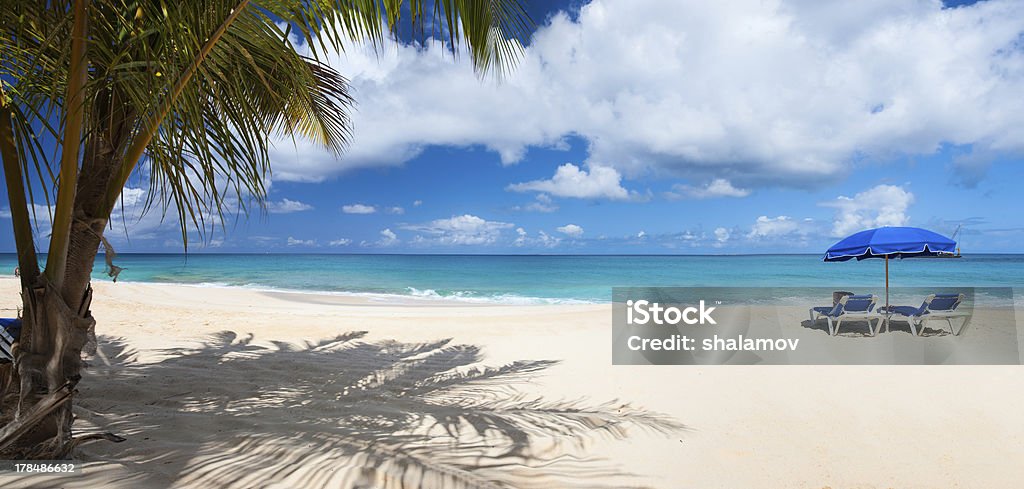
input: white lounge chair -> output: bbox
[887,293,968,336]
[809,294,881,336]
[0,318,20,362]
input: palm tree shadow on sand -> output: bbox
[52,331,684,489]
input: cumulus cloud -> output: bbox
[513,227,562,248]
[342,204,377,214]
[269,0,1024,188]
[748,215,804,239]
[287,236,317,246]
[680,230,703,242]
[714,227,731,244]
[377,228,399,247]
[120,187,147,207]
[413,200,423,206]
[402,214,513,245]
[266,198,314,214]
[329,238,352,246]
[556,224,584,237]
[515,193,559,212]
[386,206,405,215]
[8,187,167,248]
[822,184,914,237]
[507,163,632,200]
[105,187,182,242]
[537,231,561,247]
[514,227,528,247]
[669,179,751,199]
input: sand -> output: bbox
[1,276,1023,488]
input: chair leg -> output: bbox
[826,317,834,336]
[809,309,814,323]
[945,318,955,335]
[908,318,918,336]
[833,318,843,336]
[956,316,971,336]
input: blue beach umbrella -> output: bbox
[824,226,958,309]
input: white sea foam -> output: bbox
[102,278,602,305]
[403,287,595,305]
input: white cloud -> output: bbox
[249,236,279,245]
[556,223,584,237]
[512,227,561,248]
[515,193,559,213]
[342,204,377,214]
[120,187,147,207]
[266,198,314,214]
[748,215,802,239]
[822,184,914,237]
[377,228,399,247]
[714,227,731,245]
[537,231,561,247]
[636,230,646,239]
[413,200,423,207]
[287,236,317,246]
[402,214,513,245]
[514,227,528,247]
[386,206,405,215]
[270,0,1024,188]
[329,238,352,246]
[508,163,631,200]
[670,179,751,199]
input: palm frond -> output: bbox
[2,0,532,249]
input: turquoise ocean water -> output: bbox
[1,253,1022,304]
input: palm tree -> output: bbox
[0,0,530,458]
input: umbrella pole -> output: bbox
[885,254,889,311]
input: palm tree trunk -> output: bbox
[8,0,89,457]
[0,163,116,459]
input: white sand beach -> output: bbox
[2,276,1023,488]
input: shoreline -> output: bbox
[0,277,605,307]
[5,277,1019,308]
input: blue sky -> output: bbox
[2,0,1023,254]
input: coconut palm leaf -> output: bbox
[1,0,531,246]
[0,0,533,457]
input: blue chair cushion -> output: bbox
[1,318,21,362]
[928,295,961,312]
[0,318,22,341]
[891,305,924,317]
[843,295,875,312]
